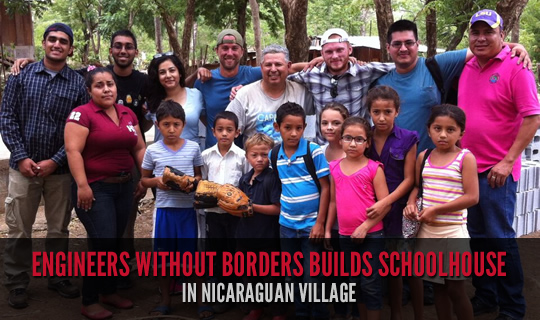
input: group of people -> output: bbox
[1,7,538,320]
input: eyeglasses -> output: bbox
[111,43,136,51]
[341,135,367,144]
[153,51,174,59]
[330,76,339,98]
[390,40,417,49]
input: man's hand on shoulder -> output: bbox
[510,44,532,70]
[197,67,212,83]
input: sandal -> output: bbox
[149,305,171,316]
[198,305,215,320]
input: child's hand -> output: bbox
[366,200,390,219]
[418,206,437,224]
[351,226,367,243]
[403,203,419,220]
[324,230,334,251]
[309,223,325,243]
[156,177,171,191]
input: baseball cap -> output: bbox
[216,29,244,47]
[320,28,349,47]
[470,9,503,29]
[43,22,74,45]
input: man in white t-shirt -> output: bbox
[226,44,314,145]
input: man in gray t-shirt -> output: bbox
[226,44,313,145]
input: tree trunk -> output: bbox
[445,0,474,51]
[373,0,394,62]
[235,0,249,64]
[154,16,162,53]
[249,0,262,65]
[425,0,437,58]
[511,19,519,43]
[496,0,528,36]
[160,12,182,55]
[279,0,310,63]
[181,0,196,65]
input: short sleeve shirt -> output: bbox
[236,168,281,239]
[269,138,329,231]
[376,49,467,152]
[142,139,203,208]
[459,46,540,180]
[194,66,262,147]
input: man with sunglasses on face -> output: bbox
[375,19,530,153]
[288,28,395,144]
[0,22,89,309]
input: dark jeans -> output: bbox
[72,180,134,305]
[468,172,525,320]
[340,231,385,310]
[206,212,239,284]
[280,225,329,319]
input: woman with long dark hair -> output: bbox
[146,52,204,144]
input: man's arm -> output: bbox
[490,115,540,188]
[185,67,212,88]
[0,75,28,164]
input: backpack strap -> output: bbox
[418,148,433,198]
[271,144,281,180]
[303,142,321,194]
[425,57,447,103]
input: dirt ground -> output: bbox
[0,193,539,319]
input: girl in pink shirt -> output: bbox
[326,116,389,319]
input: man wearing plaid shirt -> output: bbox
[288,28,394,144]
[0,23,89,308]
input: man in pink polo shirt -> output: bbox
[458,9,540,320]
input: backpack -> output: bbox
[425,57,459,105]
[270,142,321,193]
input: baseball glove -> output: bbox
[216,184,253,218]
[194,180,220,209]
[162,166,197,193]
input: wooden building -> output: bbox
[0,2,34,68]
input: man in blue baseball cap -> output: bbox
[0,22,89,309]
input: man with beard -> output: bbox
[194,29,263,149]
[288,28,394,144]
[226,44,313,145]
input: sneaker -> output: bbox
[471,296,497,316]
[8,288,28,309]
[48,280,80,298]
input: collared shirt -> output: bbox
[66,100,139,183]
[369,125,418,236]
[289,62,394,143]
[236,167,281,239]
[202,142,249,213]
[269,138,329,231]
[0,60,89,174]
[459,46,540,181]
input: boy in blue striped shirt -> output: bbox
[270,102,330,320]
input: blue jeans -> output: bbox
[72,180,134,305]
[280,225,329,319]
[467,172,525,320]
[340,231,385,310]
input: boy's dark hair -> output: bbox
[276,102,306,125]
[214,111,239,129]
[366,85,401,112]
[110,30,138,49]
[387,20,418,44]
[342,116,373,156]
[147,54,187,113]
[155,100,186,123]
[85,67,116,89]
[427,104,466,132]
